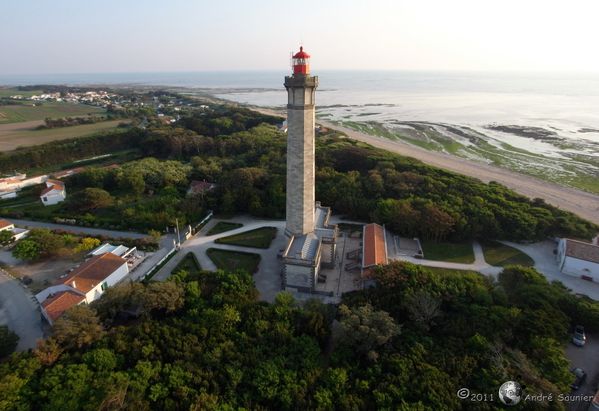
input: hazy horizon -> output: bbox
[3,0,599,75]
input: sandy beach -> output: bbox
[253,107,599,225]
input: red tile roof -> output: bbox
[565,239,599,264]
[57,253,127,294]
[41,290,85,322]
[362,223,388,269]
[40,185,63,196]
[0,219,13,230]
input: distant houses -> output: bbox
[557,238,599,281]
[36,244,135,325]
[40,179,66,206]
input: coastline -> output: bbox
[251,106,599,225]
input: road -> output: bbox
[0,271,43,351]
[8,219,149,239]
[251,107,599,225]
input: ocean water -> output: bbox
[2,70,598,189]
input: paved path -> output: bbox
[0,271,43,351]
[8,219,149,239]
[565,333,599,410]
[154,217,287,302]
[392,241,502,276]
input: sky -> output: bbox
[2,0,599,75]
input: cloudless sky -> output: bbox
[2,0,599,74]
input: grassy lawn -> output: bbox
[0,101,105,124]
[207,221,243,236]
[172,252,202,275]
[215,226,277,249]
[421,240,475,263]
[481,240,534,267]
[206,248,261,273]
[425,267,481,276]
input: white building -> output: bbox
[557,238,599,281]
[36,252,129,324]
[0,219,29,241]
[40,179,66,206]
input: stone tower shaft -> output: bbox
[284,74,318,237]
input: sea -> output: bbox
[2,70,599,190]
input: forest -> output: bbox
[0,103,595,240]
[1,263,598,410]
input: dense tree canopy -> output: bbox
[0,264,597,410]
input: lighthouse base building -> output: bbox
[282,202,338,292]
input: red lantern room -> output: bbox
[292,46,310,75]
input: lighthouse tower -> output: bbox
[284,46,318,237]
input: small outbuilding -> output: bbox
[40,179,66,206]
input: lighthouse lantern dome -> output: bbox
[292,46,310,75]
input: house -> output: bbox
[361,223,388,288]
[36,252,129,324]
[557,238,599,281]
[187,180,216,196]
[40,179,66,206]
[40,290,86,324]
[0,219,29,241]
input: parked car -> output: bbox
[570,368,586,391]
[572,325,586,347]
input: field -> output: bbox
[0,88,43,98]
[215,227,277,249]
[207,221,243,236]
[420,240,475,263]
[206,248,261,273]
[0,120,127,152]
[0,101,105,124]
[481,240,535,267]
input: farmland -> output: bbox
[0,101,105,124]
[0,119,128,152]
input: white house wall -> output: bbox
[83,262,129,304]
[562,257,599,280]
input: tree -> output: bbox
[78,188,114,210]
[52,305,104,349]
[0,325,19,358]
[404,290,441,330]
[12,239,41,261]
[338,304,400,357]
[0,230,13,246]
[74,237,101,253]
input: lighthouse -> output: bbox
[284,46,318,237]
[281,47,337,293]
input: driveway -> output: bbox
[502,241,599,301]
[8,218,149,239]
[153,217,287,302]
[0,271,43,351]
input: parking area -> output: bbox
[566,333,599,410]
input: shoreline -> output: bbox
[251,106,599,225]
